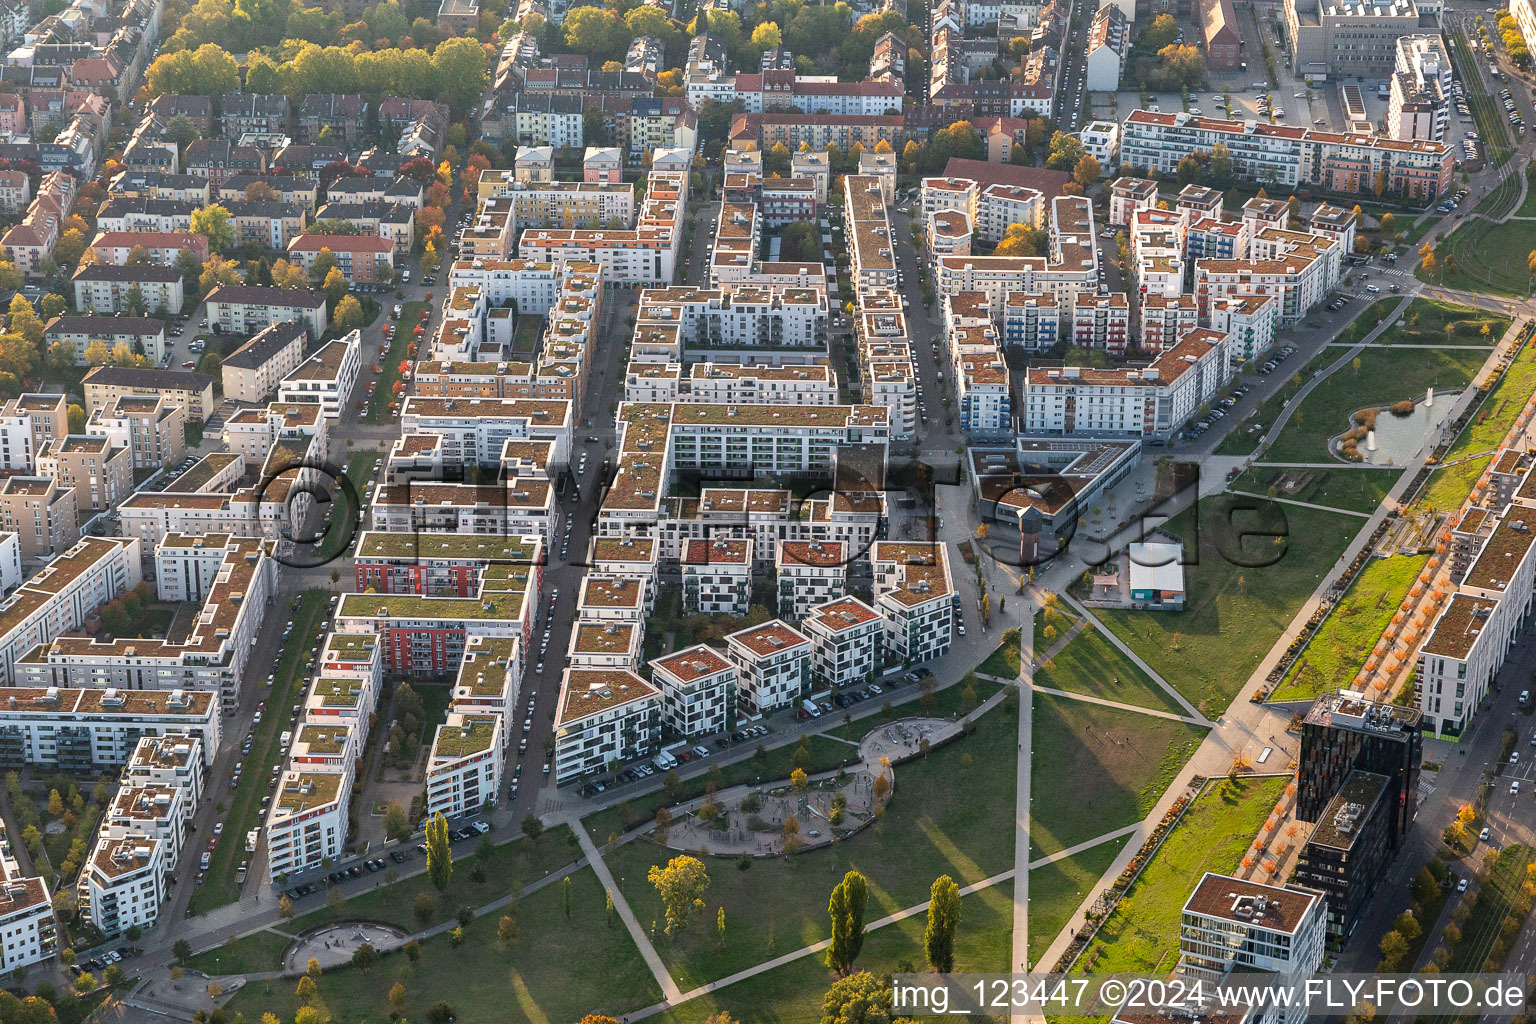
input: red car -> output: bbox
[182,360,196,368]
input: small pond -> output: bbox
[1332,391,1458,465]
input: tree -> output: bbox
[271,258,309,290]
[122,283,148,317]
[306,958,321,979]
[563,6,628,60]
[383,800,409,842]
[173,939,192,963]
[426,811,453,890]
[278,894,293,918]
[995,223,1042,257]
[55,228,87,266]
[389,982,407,1011]
[924,874,961,972]
[821,971,897,1024]
[321,265,348,306]
[1073,153,1101,187]
[752,21,782,49]
[1379,929,1408,969]
[191,205,237,253]
[197,349,222,376]
[498,913,518,946]
[295,975,318,1004]
[351,942,378,973]
[1045,131,1085,171]
[334,294,365,332]
[199,253,243,297]
[648,854,710,934]
[522,812,544,839]
[826,869,869,974]
[309,249,340,287]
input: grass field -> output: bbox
[1270,553,1429,702]
[1094,496,1361,716]
[1420,217,1536,297]
[224,867,661,1024]
[313,449,379,561]
[1414,340,1536,514]
[187,590,329,915]
[1213,349,1335,457]
[1371,299,1508,346]
[1029,693,1206,860]
[1027,834,1131,965]
[188,826,581,967]
[649,887,1014,1024]
[365,301,423,424]
[978,637,1022,678]
[1446,844,1534,973]
[1074,776,1288,975]
[601,699,1018,989]
[1263,347,1484,463]
[1229,466,1399,515]
[184,929,292,976]
[1033,622,1187,715]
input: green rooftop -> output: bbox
[311,676,365,707]
[355,532,541,563]
[275,772,343,812]
[297,725,349,754]
[325,634,377,662]
[432,717,497,759]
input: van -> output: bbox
[653,751,677,771]
[279,730,292,748]
[246,829,258,853]
[801,698,823,718]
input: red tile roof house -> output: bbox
[2,194,63,278]
[68,55,124,99]
[87,231,209,266]
[286,234,394,285]
[0,170,33,215]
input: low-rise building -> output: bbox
[680,538,752,615]
[44,316,166,367]
[776,540,848,620]
[872,542,954,666]
[71,264,185,316]
[81,366,215,422]
[425,714,503,820]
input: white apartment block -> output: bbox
[1179,872,1326,1013]
[846,174,898,292]
[123,734,206,811]
[650,644,736,738]
[78,833,165,939]
[1209,295,1278,362]
[568,620,642,670]
[425,714,503,820]
[803,596,883,690]
[1023,328,1232,440]
[1140,294,1199,353]
[265,767,352,884]
[872,542,954,666]
[681,538,752,615]
[553,668,660,781]
[0,824,55,972]
[726,620,812,714]
[399,398,572,469]
[276,333,361,420]
[0,687,218,771]
[1109,177,1159,227]
[936,197,1099,309]
[776,540,848,620]
[0,537,143,686]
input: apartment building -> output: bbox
[276,333,361,419]
[123,735,206,807]
[265,766,351,884]
[1177,872,1326,1013]
[0,394,69,473]
[35,435,131,512]
[86,394,184,469]
[87,231,208,267]
[0,824,54,972]
[802,596,883,691]
[552,668,660,782]
[286,234,394,286]
[726,619,812,714]
[1120,110,1453,199]
[1023,329,1232,439]
[776,540,848,620]
[1284,0,1420,76]
[425,714,503,819]
[221,321,307,404]
[872,542,954,666]
[71,264,185,315]
[0,477,77,559]
[1209,295,1278,362]
[650,644,735,738]
[1140,294,1200,353]
[79,367,213,425]
[0,686,216,770]
[681,538,752,615]
[44,315,166,366]
[78,833,165,938]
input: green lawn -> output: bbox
[314,449,378,561]
[1263,347,1484,463]
[365,301,422,424]
[650,887,1014,1024]
[581,734,861,845]
[1029,693,1206,860]
[821,677,1005,744]
[224,867,662,1024]
[1371,299,1508,346]
[1270,553,1429,702]
[1447,843,1533,972]
[1074,776,1288,975]
[187,590,330,915]
[1213,348,1335,457]
[1333,299,1399,345]
[1028,834,1131,965]
[978,636,1022,678]
[184,929,291,976]
[1032,622,1188,715]
[1421,217,1536,297]
[1229,466,1399,515]
[1094,496,1360,716]
[187,826,581,968]
[1414,341,1536,515]
[601,700,1018,989]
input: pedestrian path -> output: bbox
[572,822,683,1002]
[1031,684,1210,727]
[1223,489,1375,518]
[1058,596,1208,724]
